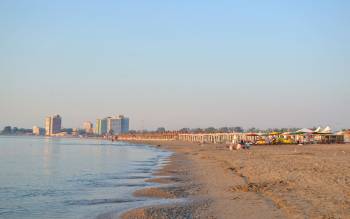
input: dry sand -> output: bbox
[120,141,350,219]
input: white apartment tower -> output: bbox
[107,115,129,135]
[45,115,62,136]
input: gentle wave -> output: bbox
[67,179,150,188]
[0,188,72,199]
[105,175,152,180]
[0,137,171,219]
[0,206,30,216]
[65,198,142,206]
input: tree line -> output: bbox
[0,126,32,135]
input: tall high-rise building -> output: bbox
[107,115,129,135]
[100,118,108,135]
[51,115,62,134]
[45,115,62,136]
[107,117,121,135]
[120,116,129,133]
[95,115,129,135]
[95,118,108,135]
[45,117,51,136]
[95,119,101,135]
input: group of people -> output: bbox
[229,139,251,150]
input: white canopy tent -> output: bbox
[321,126,332,134]
[314,127,322,133]
[296,128,314,134]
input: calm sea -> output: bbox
[0,136,171,219]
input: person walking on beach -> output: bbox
[229,140,234,151]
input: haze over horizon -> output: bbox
[1,1,349,130]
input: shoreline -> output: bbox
[118,140,350,219]
[119,140,208,219]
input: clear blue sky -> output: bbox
[1,0,349,130]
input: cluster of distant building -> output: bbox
[32,115,62,136]
[32,114,129,137]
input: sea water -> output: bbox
[0,136,171,219]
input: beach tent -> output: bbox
[321,126,332,134]
[295,128,315,144]
[296,128,314,134]
[314,127,322,133]
[245,133,259,142]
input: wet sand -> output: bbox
[119,141,350,219]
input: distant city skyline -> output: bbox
[1,1,349,130]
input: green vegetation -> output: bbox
[0,126,32,135]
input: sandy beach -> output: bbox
[119,141,350,219]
